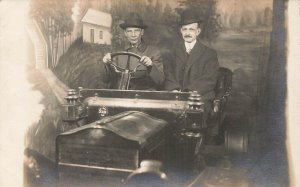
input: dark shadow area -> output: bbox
[247,0,288,186]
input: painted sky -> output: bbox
[217,0,273,14]
[79,0,273,15]
[163,0,273,13]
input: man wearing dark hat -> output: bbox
[164,9,219,129]
[102,12,165,90]
[164,9,219,171]
[164,9,219,101]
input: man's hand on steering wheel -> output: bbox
[140,56,153,67]
[103,53,112,64]
[102,51,148,90]
[103,53,152,67]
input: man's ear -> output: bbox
[141,29,144,36]
[197,28,201,36]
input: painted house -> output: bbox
[81,9,112,45]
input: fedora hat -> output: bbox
[119,12,147,29]
[179,9,202,26]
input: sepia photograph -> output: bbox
[0,0,299,186]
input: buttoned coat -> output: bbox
[164,41,219,100]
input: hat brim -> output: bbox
[120,23,147,29]
[179,19,202,26]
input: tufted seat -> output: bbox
[212,67,233,115]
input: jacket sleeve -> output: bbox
[103,63,118,89]
[186,50,219,95]
[148,49,165,86]
[163,50,182,91]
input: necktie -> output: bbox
[186,48,191,54]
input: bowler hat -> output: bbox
[179,9,202,26]
[119,12,147,29]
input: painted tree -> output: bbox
[162,3,179,35]
[30,0,74,68]
[264,7,272,27]
[154,0,163,20]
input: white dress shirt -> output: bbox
[184,40,197,54]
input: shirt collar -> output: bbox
[184,40,197,51]
[125,39,147,52]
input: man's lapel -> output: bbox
[185,41,205,71]
[175,41,188,63]
[124,39,147,52]
[137,40,147,52]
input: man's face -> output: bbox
[180,23,201,43]
[124,27,144,45]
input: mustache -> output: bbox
[184,35,192,38]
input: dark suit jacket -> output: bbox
[164,41,219,100]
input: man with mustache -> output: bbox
[164,9,219,121]
[102,12,165,90]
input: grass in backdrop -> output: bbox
[53,37,111,89]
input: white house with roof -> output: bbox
[81,9,112,45]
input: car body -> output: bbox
[24,52,249,187]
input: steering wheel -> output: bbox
[107,51,146,90]
[108,52,143,73]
